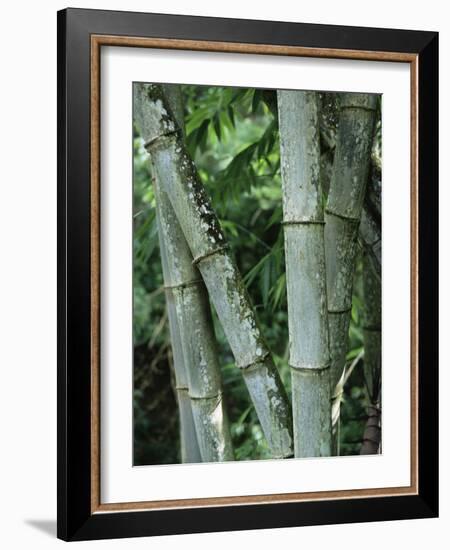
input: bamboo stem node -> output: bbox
[324,208,361,224]
[340,105,378,114]
[192,246,229,266]
[164,279,203,291]
[239,351,271,370]
[190,392,222,401]
[144,129,182,152]
[282,219,325,226]
[328,307,352,315]
[289,363,330,372]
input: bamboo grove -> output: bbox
[133,83,382,464]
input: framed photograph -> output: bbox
[57,8,438,541]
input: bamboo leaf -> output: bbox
[261,258,271,307]
[220,110,233,133]
[186,106,211,134]
[270,273,286,310]
[213,114,222,141]
[243,252,271,288]
[197,118,210,152]
[265,205,283,229]
[228,105,235,127]
[252,89,263,114]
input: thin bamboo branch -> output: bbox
[154,85,233,462]
[134,83,293,459]
[278,90,331,457]
[325,92,378,453]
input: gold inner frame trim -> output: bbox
[90,34,419,514]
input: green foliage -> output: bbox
[133,85,379,464]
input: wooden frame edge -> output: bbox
[95,485,417,513]
[91,34,101,513]
[410,54,419,499]
[91,34,417,62]
[89,34,419,515]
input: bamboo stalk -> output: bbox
[278,90,331,457]
[319,94,382,283]
[176,389,203,463]
[154,85,233,462]
[160,85,201,463]
[360,207,381,282]
[360,252,382,454]
[157,185,234,462]
[134,83,294,458]
[159,228,201,463]
[360,169,382,282]
[325,93,378,452]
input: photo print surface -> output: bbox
[133,83,382,466]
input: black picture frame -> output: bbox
[57,7,438,541]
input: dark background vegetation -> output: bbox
[133,85,380,465]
